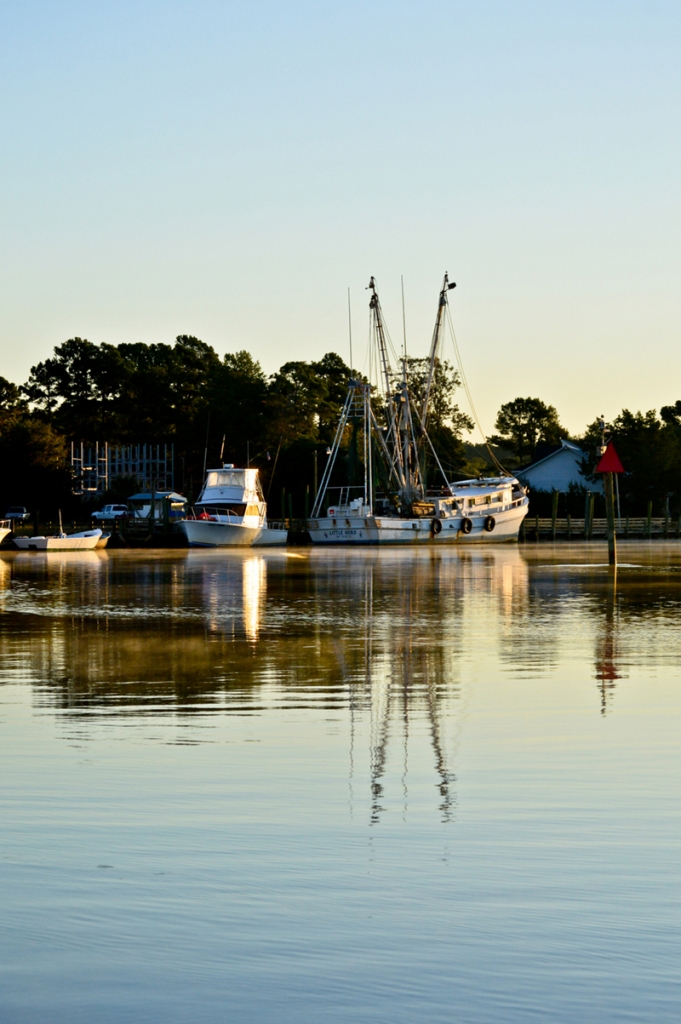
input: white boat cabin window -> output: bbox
[468,492,505,508]
[206,471,245,488]
[245,505,260,516]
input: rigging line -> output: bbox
[379,309,401,370]
[445,305,510,477]
[411,402,449,487]
[310,386,355,517]
[347,287,353,372]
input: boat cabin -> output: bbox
[448,478,526,514]
[194,465,266,526]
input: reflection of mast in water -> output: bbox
[366,648,456,825]
[424,666,455,823]
[369,677,392,824]
[360,553,457,825]
[594,569,622,715]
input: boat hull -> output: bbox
[178,519,288,547]
[13,529,103,551]
[0,527,11,546]
[308,503,528,545]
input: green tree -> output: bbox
[0,417,70,514]
[405,357,473,481]
[0,375,25,430]
[266,353,353,446]
[207,350,269,466]
[492,397,566,463]
[581,407,681,515]
[24,338,128,437]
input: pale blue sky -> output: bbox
[1,0,679,435]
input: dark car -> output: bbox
[4,506,30,521]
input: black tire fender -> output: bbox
[484,515,496,533]
[432,518,442,535]
[460,517,473,535]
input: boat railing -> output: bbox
[186,506,241,522]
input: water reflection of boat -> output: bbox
[13,550,106,567]
[309,276,529,545]
[199,552,268,641]
[179,466,287,547]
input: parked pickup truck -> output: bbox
[91,504,129,521]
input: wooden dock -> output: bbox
[520,515,681,541]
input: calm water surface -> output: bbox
[1,543,680,1022]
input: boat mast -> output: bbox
[420,273,456,434]
[367,278,408,493]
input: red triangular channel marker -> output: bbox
[596,442,625,474]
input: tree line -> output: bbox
[491,396,681,516]
[0,335,472,516]
[1,334,679,518]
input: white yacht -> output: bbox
[0,519,11,547]
[179,465,288,547]
[308,275,529,545]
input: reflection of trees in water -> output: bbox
[6,547,680,789]
[0,546,532,822]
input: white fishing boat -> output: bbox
[179,465,288,547]
[0,519,11,546]
[308,275,529,545]
[13,528,103,551]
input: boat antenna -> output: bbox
[401,275,408,362]
[202,410,211,477]
[266,435,283,500]
[347,287,353,371]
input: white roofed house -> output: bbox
[517,439,603,494]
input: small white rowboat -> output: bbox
[13,529,103,551]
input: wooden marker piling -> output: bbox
[604,472,617,566]
[595,442,625,569]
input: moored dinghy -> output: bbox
[14,528,103,551]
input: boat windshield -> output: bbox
[206,472,246,488]
[197,503,247,516]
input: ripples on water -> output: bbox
[1,544,681,1023]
